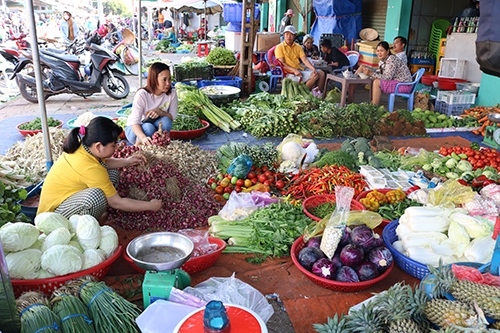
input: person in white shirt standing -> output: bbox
[393,36,408,65]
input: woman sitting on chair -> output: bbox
[357,41,412,106]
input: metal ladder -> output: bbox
[239,0,260,94]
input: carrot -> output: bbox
[472,129,481,135]
[478,116,489,123]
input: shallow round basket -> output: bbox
[359,28,378,41]
[16,119,63,137]
[123,237,226,275]
[355,189,399,227]
[20,185,42,222]
[67,115,113,129]
[11,245,123,297]
[382,220,429,279]
[116,108,131,117]
[302,194,365,222]
[170,120,210,140]
[291,236,394,292]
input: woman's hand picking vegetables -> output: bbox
[126,154,147,167]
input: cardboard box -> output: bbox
[255,33,280,52]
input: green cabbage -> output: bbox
[68,237,84,253]
[6,248,42,279]
[76,215,101,250]
[82,249,105,270]
[41,244,83,276]
[99,225,119,258]
[68,215,79,233]
[41,227,72,252]
[0,222,40,252]
[35,212,71,234]
[37,268,56,279]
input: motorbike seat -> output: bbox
[41,49,79,62]
[43,48,66,55]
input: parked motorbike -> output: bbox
[11,43,130,103]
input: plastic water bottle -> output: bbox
[203,300,231,333]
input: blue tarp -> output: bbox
[310,0,362,47]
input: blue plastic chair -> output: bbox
[388,68,426,112]
[264,52,283,91]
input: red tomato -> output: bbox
[469,158,476,165]
[251,177,258,185]
[224,186,233,193]
[261,165,269,172]
[264,179,272,186]
[258,174,268,184]
[236,179,245,187]
[235,185,243,193]
[476,161,485,168]
[275,180,285,189]
[214,194,224,202]
[248,171,256,179]
[264,170,274,178]
[208,177,216,185]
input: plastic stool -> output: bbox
[197,42,210,57]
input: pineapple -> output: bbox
[313,314,348,333]
[429,328,462,333]
[375,282,425,333]
[344,301,386,333]
[430,264,500,320]
[425,299,483,329]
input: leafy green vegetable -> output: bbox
[171,114,204,131]
[19,117,61,130]
[155,39,171,52]
[209,202,312,263]
[0,181,27,227]
[312,151,358,171]
[206,47,237,66]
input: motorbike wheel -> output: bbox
[102,72,129,99]
[17,78,48,103]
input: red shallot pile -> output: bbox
[109,143,222,231]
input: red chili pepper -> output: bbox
[456,179,469,187]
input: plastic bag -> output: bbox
[428,179,476,207]
[218,192,279,221]
[319,186,354,259]
[480,184,500,207]
[178,229,217,256]
[226,154,253,179]
[324,87,341,103]
[463,194,499,217]
[311,86,322,98]
[452,264,500,287]
[182,273,274,323]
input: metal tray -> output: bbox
[488,113,500,124]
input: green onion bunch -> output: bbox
[17,291,61,333]
[66,277,141,333]
[50,286,95,333]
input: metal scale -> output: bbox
[483,113,500,149]
[126,232,193,309]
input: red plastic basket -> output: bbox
[11,245,123,297]
[290,236,394,292]
[302,194,365,222]
[123,237,226,275]
[16,120,63,137]
[170,120,210,140]
[356,189,398,227]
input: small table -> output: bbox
[323,73,373,106]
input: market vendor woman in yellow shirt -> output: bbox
[38,117,162,220]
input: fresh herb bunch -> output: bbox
[309,202,337,220]
[155,39,171,52]
[206,47,237,66]
[172,114,204,131]
[19,117,61,130]
[0,180,28,227]
[313,150,358,171]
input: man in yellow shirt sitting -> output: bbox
[275,26,325,94]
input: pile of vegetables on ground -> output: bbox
[0,213,119,279]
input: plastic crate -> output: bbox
[435,101,471,116]
[174,64,213,82]
[320,33,345,49]
[198,76,242,89]
[438,58,466,78]
[436,90,476,104]
[222,3,260,23]
[213,66,236,76]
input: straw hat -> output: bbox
[359,28,378,41]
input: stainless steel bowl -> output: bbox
[126,232,194,271]
[488,113,500,124]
